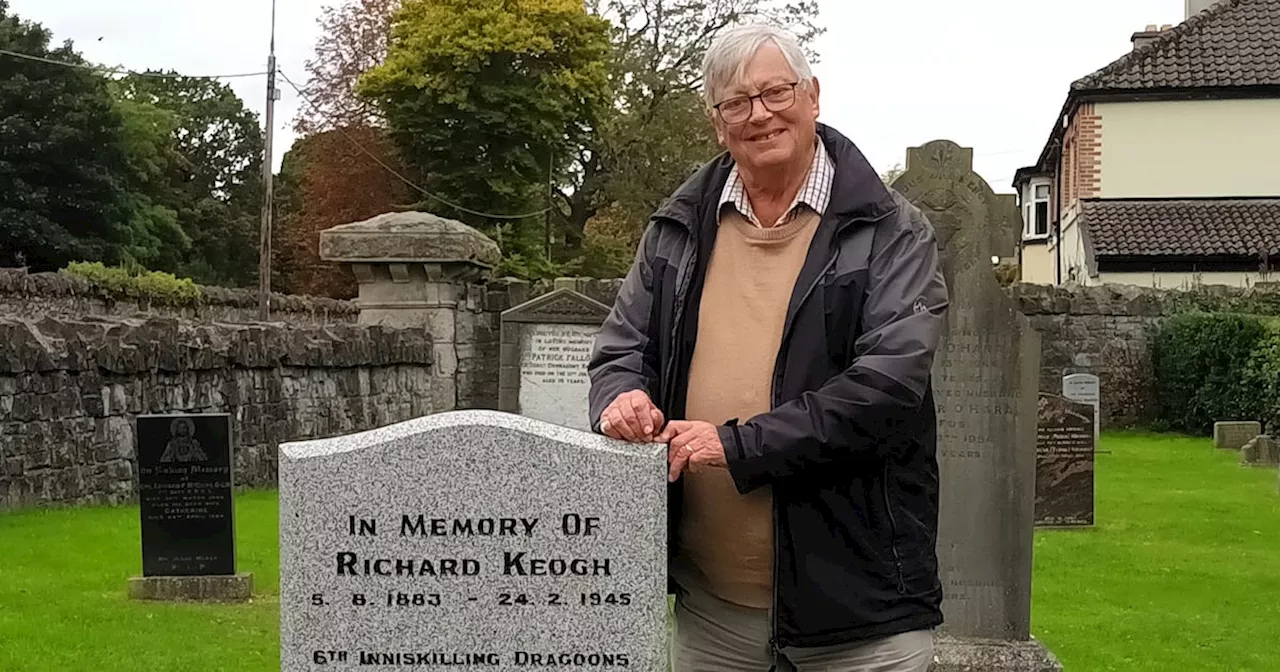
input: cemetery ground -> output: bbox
[1,433,1278,671]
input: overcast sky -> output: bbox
[9,0,1189,193]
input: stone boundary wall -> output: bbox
[501,278,1280,430]
[0,315,439,510]
[0,268,358,325]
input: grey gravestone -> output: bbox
[1035,394,1096,527]
[1215,421,1262,451]
[500,289,611,431]
[127,413,252,601]
[278,410,666,671]
[1240,434,1279,467]
[1062,373,1100,444]
[894,140,1059,671]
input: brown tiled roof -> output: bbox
[1081,198,1280,257]
[1072,0,1280,92]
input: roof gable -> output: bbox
[1072,0,1280,92]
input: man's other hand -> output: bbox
[599,390,664,442]
[656,421,727,482]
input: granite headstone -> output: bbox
[278,410,667,671]
[1214,421,1262,451]
[894,140,1058,670]
[1034,393,1096,527]
[1062,373,1100,443]
[128,413,252,601]
[500,289,612,431]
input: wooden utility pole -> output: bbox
[257,0,279,320]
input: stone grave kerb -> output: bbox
[499,288,612,420]
[320,211,501,411]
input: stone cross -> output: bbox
[893,140,1059,670]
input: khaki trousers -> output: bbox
[671,582,934,672]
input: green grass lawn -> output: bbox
[1,432,1277,671]
[1032,430,1280,671]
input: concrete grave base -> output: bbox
[127,574,253,602]
[930,634,1063,672]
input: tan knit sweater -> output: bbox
[674,206,821,609]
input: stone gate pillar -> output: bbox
[319,211,501,411]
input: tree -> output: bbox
[110,93,190,272]
[113,73,265,287]
[0,1,135,270]
[358,0,612,267]
[273,126,412,298]
[295,0,399,134]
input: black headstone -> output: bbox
[1034,394,1095,527]
[136,413,235,576]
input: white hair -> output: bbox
[701,23,814,108]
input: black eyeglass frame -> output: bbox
[712,81,802,124]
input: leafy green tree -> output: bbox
[113,73,265,287]
[110,93,190,272]
[0,1,135,270]
[358,0,612,268]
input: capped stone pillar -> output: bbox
[319,211,501,411]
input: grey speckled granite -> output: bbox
[279,410,667,671]
[931,634,1063,671]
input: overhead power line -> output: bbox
[0,47,268,79]
[276,69,553,221]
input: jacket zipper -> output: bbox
[883,462,906,594]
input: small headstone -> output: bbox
[1240,435,1279,467]
[895,140,1058,671]
[1214,421,1262,451]
[1035,394,1096,527]
[129,413,251,601]
[1062,373,1100,443]
[278,410,667,671]
[500,289,612,431]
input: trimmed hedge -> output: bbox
[59,262,203,306]
[1152,312,1280,435]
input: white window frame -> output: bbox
[1023,179,1052,241]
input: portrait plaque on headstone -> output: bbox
[136,413,235,577]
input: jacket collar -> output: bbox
[651,122,898,232]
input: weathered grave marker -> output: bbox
[1214,421,1262,451]
[128,413,252,601]
[278,410,666,671]
[500,289,611,431]
[1035,393,1096,527]
[894,140,1060,670]
[1062,373,1100,444]
[1240,434,1279,467]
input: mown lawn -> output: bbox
[1,432,1277,671]
[1032,431,1280,671]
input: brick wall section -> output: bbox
[1062,103,1103,209]
[0,316,438,510]
[0,268,358,325]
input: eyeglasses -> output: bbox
[713,82,800,124]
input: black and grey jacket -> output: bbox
[586,123,949,650]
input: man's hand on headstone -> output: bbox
[655,421,727,482]
[599,390,664,442]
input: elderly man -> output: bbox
[587,22,948,672]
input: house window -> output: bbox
[1034,184,1050,236]
[1024,181,1051,240]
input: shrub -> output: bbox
[1242,321,1280,433]
[1151,312,1278,435]
[61,261,203,306]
